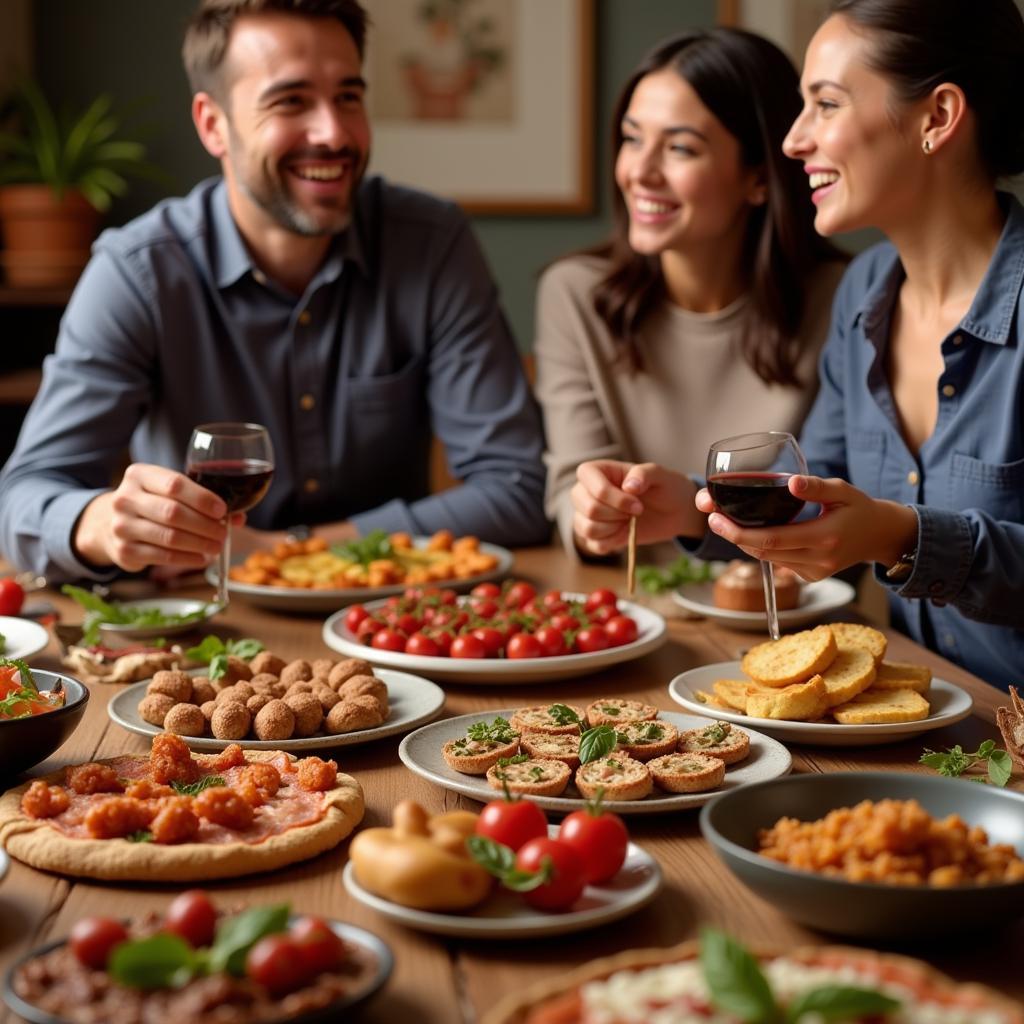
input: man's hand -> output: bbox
[695,474,919,579]
[73,463,229,573]
[571,460,702,556]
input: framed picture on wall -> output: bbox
[717,0,830,65]
[362,0,593,214]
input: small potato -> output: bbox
[254,699,296,741]
[222,656,254,684]
[247,693,272,715]
[200,700,218,721]
[328,658,373,690]
[311,658,334,678]
[149,670,193,703]
[280,660,313,686]
[138,693,177,727]
[190,677,216,705]
[326,695,384,734]
[163,703,206,736]
[284,692,324,737]
[249,651,287,677]
[211,701,252,741]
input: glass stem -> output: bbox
[761,559,780,641]
[216,521,231,609]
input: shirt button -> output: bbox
[952,334,963,346]
[303,478,320,494]
[253,269,267,285]
[906,470,919,485]
[299,394,315,411]
[928,581,944,596]
[298,310,312,326]
[941,383,956,398]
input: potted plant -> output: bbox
[0,81,160,288]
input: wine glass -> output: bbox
[186,422,275,608]
[706,431,808,641]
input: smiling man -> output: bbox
[0,0,548,582]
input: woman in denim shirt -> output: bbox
[569,0,1024,690]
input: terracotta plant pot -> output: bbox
[0,185,100,288]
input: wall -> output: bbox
[29,0,717,349]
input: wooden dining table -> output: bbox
[0,544,1019,1022]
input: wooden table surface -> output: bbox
[0,545,1019,1022]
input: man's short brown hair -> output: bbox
[183,0,368,97]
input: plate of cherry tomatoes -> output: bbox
[321,582,667,683]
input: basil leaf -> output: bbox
[186,635,227,663]
[977,739,995,758]
[108,933,198,990]
[209,652,228,681]
[171,775,225,797]
[785,985,900,1022]
[227,638,264,660]
[464,836,549,892]
[547,703,581,726]
[126,830,154,843]
[988,749,1013,787]
[700,928,779,1024]
[579,724,617,765]
[208,903,290,977]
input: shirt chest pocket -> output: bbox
[347,358,426,424]
[845,429,886,496]
[948,452,1024,521]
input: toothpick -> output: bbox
[627,516,638,596]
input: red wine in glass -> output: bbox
[706,432,808,640]
[186,459,274,513]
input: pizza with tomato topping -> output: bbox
[0,734,364,881]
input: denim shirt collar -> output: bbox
[852,192,1024,348]
[209,178,367,290]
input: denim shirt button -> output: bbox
[906,470,919,486]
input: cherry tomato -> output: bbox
[246,934,308,996]
[550,613,580,633]
[476,796,548,851]
[575,626,611,654]
[471,626,505,657]
[584,588,618,614]
[355,617,384,642]
[514,837,586,911]
[506,632,542,659]
[533,625,567,657]
[450,633,487,659]
[385,595,403,608]
[343,604,369,632]
[559,805,629,883]
[470,597,499,620]
[0,578,24,616]
[588,603,618,625]
[604,614,639,647]
[405,631,441,657]
[541,589,568,613]
[504,581,537,609]
[395,612,422,635]
[438,589,458,606]
[371,628,407,653]
[471,582,501,598]
[427,629,454,656]
[289,916,347,975]
[69,916,129,970]
[164,889,217,948]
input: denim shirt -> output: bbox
[797,193,1024,691]
[0,176,549,581]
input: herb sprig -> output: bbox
[464,717,519,745]
[185,636,264,681]
[62,585,211,646]
[330,529,394,567]
[636,555,713,595]
[920,740,1012,787]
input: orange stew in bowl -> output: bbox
[0,663,65,720]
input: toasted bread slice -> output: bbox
[613,720,679,761]
[819,646,877,707]
[872,661,932,694]
[442,736,520,775]
[647,752,725,793]
[585,698,659,727]
[828,623,887,665]
[510,703,585,735]
[520,732,581,770]
[694,689,735,711]
[575,755,652,801]
[711,678,775,712]
[831,686,930,724]
[746,674,828,721]
[485,757,571,796]
[678,722,751,765]
[741,625,838,687]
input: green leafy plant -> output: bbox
[330,529,394,567]
[0,80,162,210]
[920,740,1012,787]
[185,635,263,681]
[636,555,713,595]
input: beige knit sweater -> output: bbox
[534,254,847,557]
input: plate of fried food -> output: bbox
[669,622,973,745]
[220,529,513,612]
[399,700,791,814]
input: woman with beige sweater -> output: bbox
[535,28,845,555]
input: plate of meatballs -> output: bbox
[107,651,445,752]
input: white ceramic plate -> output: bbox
[0,617,49,662]
[668,661,974,746]
[323,595,668,684]
[672,577,856,631]
[95,598,219,640]
[342,828,661,938]
[107,667,445,751]
[398,709,791,814]
[212,539,514,613]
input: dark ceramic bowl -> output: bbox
[700,771,1024,939]
[0,670,89,780]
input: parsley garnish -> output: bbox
[126,830,154,843]
[547,703,581,726]
[465,717,518,744]
[920,740,1011,787]
[599,705,621,715]
[697,721,731,746]
[529,765,545,781]
[495,754,529,767]
[171,775,225,796]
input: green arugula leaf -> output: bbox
[785,985,900,1022]
[62,585,210,646]
[208,903,290,977]
[108,933,198,990]
[700,929,779,1024]
[579,724,617,765]
[171,775,225,797]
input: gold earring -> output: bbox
[922,138,933,154]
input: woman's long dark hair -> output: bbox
[589,29,841,385]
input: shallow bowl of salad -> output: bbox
[61,586,218,643]
[0,664,89,780]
